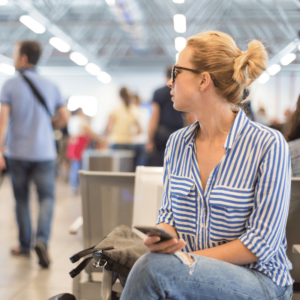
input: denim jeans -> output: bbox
[5,158,55,252]
[120,253,293,300]
[68,160,81,191]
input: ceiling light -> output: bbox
[85,63,101,76]
[19,15,46,34]
[69,52,88,66]
[0,0,8,6]
[82,97,97,117]
[175,37,186,52]
[280,53,296,66]
[173,0,185,3]
[176,53,179,62]
[49,37,70,53]
[97,72,112,84]
[258,72,270,84]
[173,14,186,33]
[0,63,15,75]
[105,0,115,6]
[267,64,281,76]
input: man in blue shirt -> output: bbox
[0,40,69,268]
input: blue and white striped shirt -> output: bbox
[157,109,293,286]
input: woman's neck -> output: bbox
[194,98,237,144]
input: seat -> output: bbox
[287,178,300,297]
[70,166,164,300]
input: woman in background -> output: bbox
[106,87,141,168]
[285,94,300,177]
[67,108,100,193]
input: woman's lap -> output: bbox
[120,253,293,300]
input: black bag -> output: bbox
[20,72,52,118]
[69,225,149,283]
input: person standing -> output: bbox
[0,40,69,267]
[146,66,184,166]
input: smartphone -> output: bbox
[133,225,177,242]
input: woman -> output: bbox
[106,87,141,155]
[121,31,293,299]
[285,94,300,177]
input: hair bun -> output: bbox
[233,40,268,87]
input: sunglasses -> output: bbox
[171,65,219,87]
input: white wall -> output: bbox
[251,72,300,123]
[1,67,300,131]
[0,67,166,133]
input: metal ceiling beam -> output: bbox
[292,0,300,10]
[275,0,298,38]
[11,0,106,68]
[105,0,150,53]
[255,0,295,39]
[268,38,300,67]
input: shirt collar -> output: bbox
[183,109,249,150]
[223,109,249,150]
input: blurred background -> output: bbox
[1,1,300,299]
[0,0,300,131]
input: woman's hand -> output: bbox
[144,236,186,254]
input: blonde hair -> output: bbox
[186,31,268,104]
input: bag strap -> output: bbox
[21,73,52,118]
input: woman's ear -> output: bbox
[199,72,213,91]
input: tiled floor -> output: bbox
[0,175,83,300]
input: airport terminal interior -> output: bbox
[1,0,300,299]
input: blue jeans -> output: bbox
[120,253,293,300]
[68,160,81,191]
[5,158,55,252]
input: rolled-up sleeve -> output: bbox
[239,135,291,263]
[156,138,175,227]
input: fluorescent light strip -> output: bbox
[258,72,270,84]
[19,15,46,34]
[173,14,186,33]
[49,37,70,53]
[173,0,185,3]
[105,0,115,6]
[280,53,296,66]
[69,52,88,66]
[97,72,111,84]
[175,37,186,52]
[267,64,281,76]
[0,0,8,6]
[85,63,101,76]
[0,63,15,76]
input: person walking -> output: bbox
[0,40,69,268]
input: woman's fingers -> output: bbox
[156,240,186,254]
[144,237,186,253]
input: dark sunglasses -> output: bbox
[171,65,219,87]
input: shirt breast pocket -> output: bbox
[209,186,255,242]
[170,174,197,234]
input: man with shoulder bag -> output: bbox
[0,40,69,268]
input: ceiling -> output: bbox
[0,0,300,73]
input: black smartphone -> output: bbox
[133,225,177,242]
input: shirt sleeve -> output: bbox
[156,137,176,227]
[239,135,291,263]
[0,80,12,106]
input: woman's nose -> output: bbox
[167,78,173,88]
